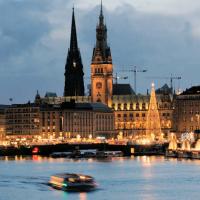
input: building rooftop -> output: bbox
[8,103,39,108]
[76,102,113,112]
[0,105,9,109]
[113,84,135,95]
[41,101,113,113]
[45,92,57,98]
[181,86,200,95]
[156,84,172,95]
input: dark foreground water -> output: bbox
[0,156,200,200]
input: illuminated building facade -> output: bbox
[4,101,114,140]
[5,104,40,139]
[40,101,115,139]
[112,91,173,138]
[173,86,200,134]
[0,105,8,142]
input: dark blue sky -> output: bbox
[0,0,200,104]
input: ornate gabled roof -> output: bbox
[156,84,172,94]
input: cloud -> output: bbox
[0,0,200,103]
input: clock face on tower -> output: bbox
[96,82,102,89]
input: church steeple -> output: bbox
[64,8,85,97]
[92,1,112,64]
[70,7,78,51]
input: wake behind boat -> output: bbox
[49,173,97,192]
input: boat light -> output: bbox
[62,183,68,187]
[80,176,86,180]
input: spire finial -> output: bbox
[100,0,103,15]
[70,5,78,50]
[99,0,104,24]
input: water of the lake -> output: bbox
[0,156,200,200]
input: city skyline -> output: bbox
[1,0,200,103]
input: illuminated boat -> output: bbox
[49,173,97,191]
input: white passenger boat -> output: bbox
[49,173,97,191]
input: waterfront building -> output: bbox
[112,88,173,138]
[0,105,8,143]
[36,87,173,139]
[5,103,41,140]
[64,8,85,97]
[4,100,115,141]
[34,3,174,139]
[40,101,115,139]
[173,86,200,136]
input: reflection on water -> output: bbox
[136,156,165,168]
[79,192,87,200]
[0,156,200,200]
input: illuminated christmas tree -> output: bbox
[146,83,162,141]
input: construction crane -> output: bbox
[121,66,147,94]
[146,74,181,93]
[113,73,128,84]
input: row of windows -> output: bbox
[9,125,39,129]
[180,110,200,115]
[95,68,103,74]
[113,103,171,110]
[42,129,56,132]
[6,114,39,118]
[181,102,200,106]
[162,113,170,117]
[8,131,36,134]
[7,120,39,124]
[112,103,147,110]
[117,113,146,118]
[115,120,171,129]
[7,108,39,113]
[182,126,200,131]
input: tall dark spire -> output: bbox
[92,1,112,64]
[70,7,78,51]
[64,8,85,97]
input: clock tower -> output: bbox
[91,2,113,106]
